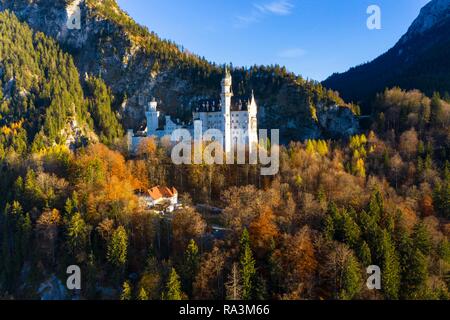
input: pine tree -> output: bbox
[405,249,428,299]
[138,287,149,301]
[239,229,256,300]
[339,253,362,300]
[67,212,90,258]
[412,222,431,254]
[430,92,444,128]
[107,226,128,269]
[433,162,450,219]
[341,211,361,249]
[183,239,200,296]
[120,281,132,300]
[358,241,372,267]
[368,190,384,222]
[381,230,401,299]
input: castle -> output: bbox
[128,67,258,154]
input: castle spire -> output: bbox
[224,64,231,78]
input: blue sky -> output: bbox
[116,0,430,81]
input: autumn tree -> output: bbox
[399,128,419,160]
[137,287,149,300]
[137,137,157,160]
[171,207,206,253]
[120,281,132,300]
[249,208,278,257]
[323,243,362,300]
[193,247,226,300]
[225,263,243,300]
[35,209,62,266]
[277,227,317,298]
[162,268,185,300]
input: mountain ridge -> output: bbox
[323,0,450,108]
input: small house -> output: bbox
[139,186,179,212]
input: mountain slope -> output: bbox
[0,0,359,143]
[323,0,450,107]
[0,10,125,160]
[0,10,94,156]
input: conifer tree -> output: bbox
[430,92,444,128]
[339,253,362,300]
[163,268,184,300]
[120,281,132,300]
[67,212,91,259]
[138,287,149,301]
[182,239,200,296]
[412,222,431,254]
[240,229,256,300]
[434,162,450,219]
[358,241,372,267]
[107,226,128,269]
[381,230,401,299]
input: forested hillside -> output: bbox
[0,85,448,300]
[0,10,91,154]
[0,0,358,143]
[0,10,123,161]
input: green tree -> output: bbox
[120,281,132,300]
[430,92,445,128]
[433,162,450,219]
[339,253,362,300]
[163,268,184,300]
[137,287,149,300]
[381,230,401,299]
[182,239,200,296]
[412,222,431,254]
[358,241,372,267]
[240,229,256,300]
[341,211,361,249]
[67,212,91,258]
[107,226,128,268]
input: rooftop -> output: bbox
[147,186,178,201]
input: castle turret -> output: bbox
[146,98,160,136]
[248,90,258,156]
[221,66,232,154]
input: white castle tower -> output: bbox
[248,90,258,155]
[146,98,159,137]
[221,66,233,154]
